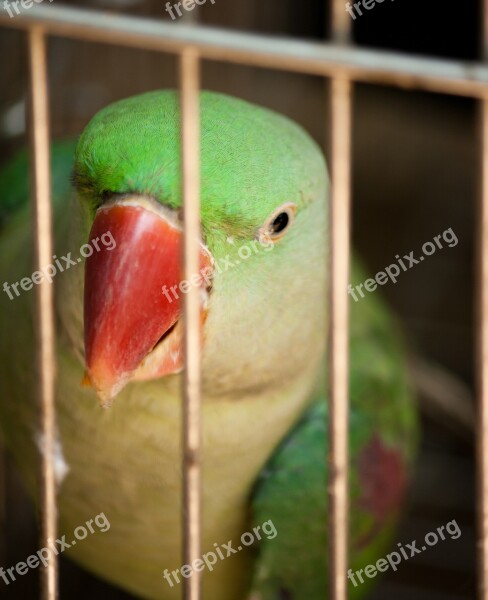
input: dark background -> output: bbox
[0,0,480,598]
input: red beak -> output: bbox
[84,197,212,405]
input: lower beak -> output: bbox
[83,197,212,406]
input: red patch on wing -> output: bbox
[357,435,407,520]
[355,435,408,549]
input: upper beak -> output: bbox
[83,196,212,406]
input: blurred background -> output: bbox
[0,0,480,598]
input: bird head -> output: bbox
[72,90,328,405]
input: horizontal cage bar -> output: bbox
[0,5,487,97]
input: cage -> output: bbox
[0,1,482,599]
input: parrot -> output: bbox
[0,90,418,600]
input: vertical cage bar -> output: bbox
[328,75,352,600]
[479,97,488,600]
[329,0,352,595]
[27,27,58,600]
[479,1,488,596]
[484,0,488,62]
[180,48,203,600]
[331,0,352,44]
[0,446,6,568]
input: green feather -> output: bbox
[0,139,76,228]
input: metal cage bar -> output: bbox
[180,48,203,600]
[479,97,488,600]
[3,7,488,97]
[27,26,58,600]
[478,2,488,599]
[328,75,352,600]
[331,0,351,44]
[0,3,486,600]
[328,3,352,599]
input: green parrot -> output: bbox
[0,90,417,600]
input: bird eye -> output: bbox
[258,202,297,243]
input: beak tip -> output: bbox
[84,367,131,408]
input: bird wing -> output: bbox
[251,267,418,600]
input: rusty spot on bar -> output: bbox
[328,75,352,600]
[180,47,203,600]
[27,26,58,600]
